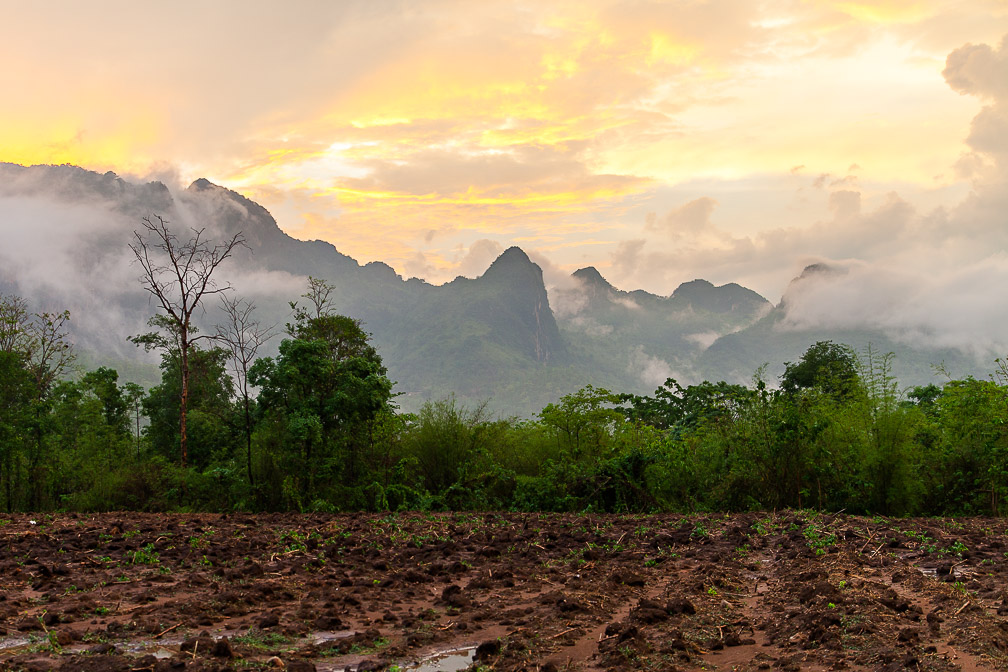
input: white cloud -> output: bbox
[627,346,683,388]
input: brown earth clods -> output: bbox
[1,511,1007,671]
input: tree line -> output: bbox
[0,219,1006,515]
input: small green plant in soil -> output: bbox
[189,528,214,551]
[942,540,968,557]
[752,516,777,536]
[233,629,292,651]
[803,522,837,556]
[131,543,160,565]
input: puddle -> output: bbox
[0,636,32,651]
[119,636,185,653]
[408,646,476,672]
[313,630,356,645]
[916,565,962,579]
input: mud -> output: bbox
[1,511,1007,671]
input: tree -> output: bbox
[251,279,392,509]
[0,294,75,509]
[781,340,859,400]
[539,385,623,459]
[122,382,145,458]
[80,367,129,436]
[0,294,31,355]
[408,396,493,496]
[130,214,245,469]
[0,350,33,511]
[215,295,274,488]
[143,345,234,471]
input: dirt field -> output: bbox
[1,511,1007,671]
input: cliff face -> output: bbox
[477,247,567,364]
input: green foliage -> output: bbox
[143,345,235,471]
[539,385,623,459]
[5,279,1008,518]
[781,340,859,401]
[250,285,394,510]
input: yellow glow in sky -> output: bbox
[2,1,1007,296]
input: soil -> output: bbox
[1,511,1007,671]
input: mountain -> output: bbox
[0,163,987,416]
[0,164,580,413]
[549,265,772,391]
[697,263,982,388]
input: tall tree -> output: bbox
[130,214,245,469]
[251,279,392,508]
[143,345,233,471]
[122,382,145,459]
[0,295,75,509]
[215,295,274,488]
[781,340,859,401]
[24,309,74,509]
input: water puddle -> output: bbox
[119,636,185,653]
[916,565,962,579]
[313,630,356,645]
[0,636,32,652]
[408,646,476,672]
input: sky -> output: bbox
[2,0,1008,308]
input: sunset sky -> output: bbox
[3,1,1007,301]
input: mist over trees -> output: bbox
[0,212,1005,516]
[3,267,1007,515]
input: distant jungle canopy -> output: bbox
[3,282,1007,517]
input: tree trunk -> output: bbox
[244,395,253,488]
[180,329,189,472]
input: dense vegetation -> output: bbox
[3,285,1007,517]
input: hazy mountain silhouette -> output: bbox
[0,163,980,415]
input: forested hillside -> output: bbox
[3,283,1007,516]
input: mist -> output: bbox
[0,166,308,377]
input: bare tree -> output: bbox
[299,276,335,322]
[215,295,275,488]
[25,309,75,396]
[130,214,245,470]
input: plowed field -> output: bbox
[2,511,1007,671]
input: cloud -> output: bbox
[943,35,1008,100]
[627,346,684,388]
[685,331,722,349]
[0,193,154,358]
[0,167,313,367]
[944,34,1008,183]
[649,197,718,238]
[828,190,862,220]
[767,33,1008,358]
[455,239,505,278]
[776,254,1008,356]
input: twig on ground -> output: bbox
[155,622,181,638]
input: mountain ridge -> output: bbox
[0,162,986,415]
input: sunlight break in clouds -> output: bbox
[1,1,1007,300]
